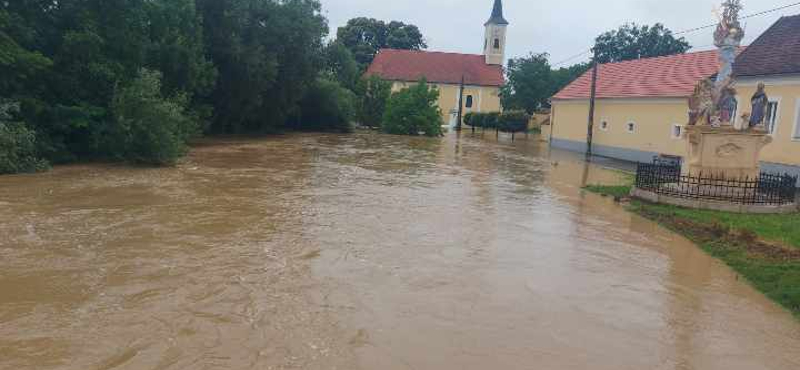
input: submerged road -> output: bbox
[1,132,799,369]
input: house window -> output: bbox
[465,95,473,108]
[672,124,683,139]
[765,100,779,134]
[626,122,636,133]
[493,38,500,49]
[599,120,609,131]
[794,98,800,140]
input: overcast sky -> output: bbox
[320,0,800,67]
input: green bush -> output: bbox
[466,112,500,129]
[484,112,500,129]
[382,79,443,137]
[463,112,475,127]
[498,110,531,133]
[109,69,198,165]
[355,75,392,128]
[0,122,49,175]
[0,101,49,174]
[294,78,356,133]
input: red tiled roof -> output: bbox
[364,49,505,87]
[734,14,800,77]
[552,50,730,100]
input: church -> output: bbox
[364,0,508,126]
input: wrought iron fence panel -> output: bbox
[635,162,797,205]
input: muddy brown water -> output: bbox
[1,132,799,370]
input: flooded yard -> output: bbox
[1,132,799,369]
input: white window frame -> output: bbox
[765,97,782,137]
[626,121,636,134]
[793,97,800,141]
[671,124,684,139]
[599,119,610,132]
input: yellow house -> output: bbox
[549,14,800,180]
[731,14,800,177]
[364,0,507,126]
[549,50,723,163]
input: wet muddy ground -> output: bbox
[1,132,799,369]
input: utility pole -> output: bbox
[456,75,465,132]
[586,61,599,158]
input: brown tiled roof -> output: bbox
[364,49,505,87]
[734,14,800,78]
[553,50,730,100]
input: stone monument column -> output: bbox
[684,0,772,180]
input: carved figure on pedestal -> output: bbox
[717,84,738,125]
[688,79,715,126]
[749,82,769,128]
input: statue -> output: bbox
[735,112,751,131]
[688,79,715,126]
[714,77,738,126]
[714,0,744,86]
[689,0,745,127]
[678,1,775,185]
[749,82,769,128]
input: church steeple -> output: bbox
[485,0,509,26]
[483,0,508,65]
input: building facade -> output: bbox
[548,50,723,163]
[364,0,507,126]
[548,15,800,180]
[732,15,800,176]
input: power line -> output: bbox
[550,1,800,67]
[552,50,592,68]
[674,1,800,35]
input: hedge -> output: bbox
[464,111,529,133]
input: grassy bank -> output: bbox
[585,183,800,319]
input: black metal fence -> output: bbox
[635,162,798,205]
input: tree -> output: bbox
[324,41,360,91]
[501,53,553,113]
[552,63,590,90]
[336,18,426,68]
[293,78,356,133]
[198,0,328,134]
[109,69,197,165]
[0,9,52,97]
[0,101,48,174]
[501,53,589,113]
[592,23,691,64]
[355,75,392,128]
[382,79,442,137]
[2,0,215,162]
[0,0,350,172]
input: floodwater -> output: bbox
[1,132,799,370]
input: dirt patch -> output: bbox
[636,207,800,262]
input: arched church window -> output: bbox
[494,38,500,49]
[466,95,474,108]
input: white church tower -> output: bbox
[483,0,509,65]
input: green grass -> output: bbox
[585,182,800,319]
[584,184,632,199]
[631,202,800,249]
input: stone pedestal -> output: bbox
[684,126,772,179]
